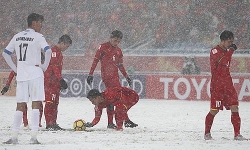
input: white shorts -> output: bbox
[16,77,45,103]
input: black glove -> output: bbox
[59,78,68,90]
[107,104,114,111]
[87,75,93,85]
[1,86,9,95]
[230,44,237,51]
[84,122,93,127]
[126,77,132,87]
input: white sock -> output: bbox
[12,111,23,132]
[11,111,23,139]
[31,109,39,133]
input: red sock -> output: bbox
[107,109,114,124]
[44,103,54,126]
[205,112,215,135]
[231,112,241,136]
[52,104,58,125]
[115,113,124,129]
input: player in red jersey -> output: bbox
[85,87,138,130]
[44,35,72,131]
[204,30,247,141]
[87,30,132,129]
[1,52,45,128]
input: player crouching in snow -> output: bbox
[85,87,139,130]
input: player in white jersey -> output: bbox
[2,13,52,144]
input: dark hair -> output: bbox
[87,89,101,99]
[220,30,234,41]
[110,30,123,39]
[27,13,44,27]
[58,34,72,44]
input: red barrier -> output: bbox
[146,74,250,101]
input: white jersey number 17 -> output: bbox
[19,43,28,61]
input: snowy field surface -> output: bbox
[0,96,249,150]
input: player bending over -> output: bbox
[85,87,139,130]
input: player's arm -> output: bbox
[1,71,16,95]
[39,35,52,71]
[117,53,132,87]
[50,52,63,80]
[89,48,102,75]
[87,47,102,85]
[2,38,17,73]
[6,71,16,87]
[85,105,103,127]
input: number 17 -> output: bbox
[19,43,28,61]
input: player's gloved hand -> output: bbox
[1,86,9,95]
[126,77,132,87]
[230,44,237,51]
[59,78,68,90]
[107,104,114,111]
[87,75,93,85]
[84,122,93,127]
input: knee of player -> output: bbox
[230,105,239,112]
[209,109,219,115]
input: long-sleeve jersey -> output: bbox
[89,42,128,81]
[91,87,139,126]
[210,45,234,89]
[3,29,51,81]
[44,45,63,88]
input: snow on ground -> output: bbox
[0,96,249,150]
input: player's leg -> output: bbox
[227,88,247,140]
[23,103,29,127]
[103,79,121,128]
[123,92,139,128]
[39,102,43,127]
[106,106,116,128]
[44,85,56,129]
[44,87,63,130]
[44,102,54,128]
[204,89,220,140]
[29,77,44,144]
[4,81,29,144]
[50,88,64,130]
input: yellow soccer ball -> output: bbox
[73,119,86,131]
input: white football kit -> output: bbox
[3,29,52,102]
[3,29,51,81]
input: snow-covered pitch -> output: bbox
[0,96,249,150]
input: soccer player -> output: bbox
[85,87,139,130]
[1,52,45,128]
[44,34,72,131]
[2,13,52,144]
[86,30,132,129]
[204,30,247,141]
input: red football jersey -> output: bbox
[44,45,63,103]
[210,45,234,87]
[44,45,63,87]
[91,87,139,126]
[210,45,238,110]
[89,42,128,81]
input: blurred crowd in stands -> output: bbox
[0,0,249,55]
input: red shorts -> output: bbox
[210,85,238,110]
